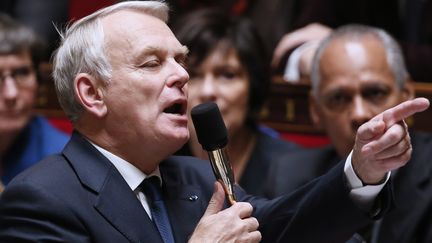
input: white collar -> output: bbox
[89,141,162,191]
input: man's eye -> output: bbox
[364,88,389,102]
[141,60,161,68]
[325,93,351,109]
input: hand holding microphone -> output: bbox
[191,102,237,205]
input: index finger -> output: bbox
[372,97,429,127]
[272,35,298,67]
[232,202,254,219]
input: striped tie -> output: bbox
[140,177,175,243]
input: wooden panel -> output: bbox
[34,63,65,117]
[260,78,323,134]
[409,82,432,132]
[260,77,432,134]
[34,67,432,134]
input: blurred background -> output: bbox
[1,0,431,148]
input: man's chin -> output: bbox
[178,132,190,146]
[167,129,189,146]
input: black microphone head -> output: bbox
[191,102,228,151]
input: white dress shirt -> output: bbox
[91,142,161,219]
[90,142,388,214]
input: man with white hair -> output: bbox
[266,25,432,242]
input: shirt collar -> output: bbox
[89,141,162,191]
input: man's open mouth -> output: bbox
[163,101,186,115]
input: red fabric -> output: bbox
[231,0,248,15]
[48,118,73,134]
[69,0,116,21]
[47,117,329,147]
[280,132,330,148]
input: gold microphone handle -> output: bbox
[207,149,237,205]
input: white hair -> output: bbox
[52,1,169,122]
[310,24,409,99]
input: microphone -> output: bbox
[191,102,237,205]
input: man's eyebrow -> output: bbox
[323,86,348,96]
[132,46,160,62]
[134,45,189,61]
[143,46,164,55]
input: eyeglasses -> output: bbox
[0,66,35,88]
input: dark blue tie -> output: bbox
[141,176,175,243]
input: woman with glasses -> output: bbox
[0,14,69,185]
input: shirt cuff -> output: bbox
[344,150,391,210]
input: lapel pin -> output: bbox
[188,195,198,201]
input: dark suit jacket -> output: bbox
[0,132,389,242]
[240,131,298,196]
[176,131,298,196]
[266,131,432,243]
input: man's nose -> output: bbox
[166,60,189,88]
[350,96,372,130]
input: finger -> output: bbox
[203,182,225,217]
[233,202,254,219]
[372,98,430,127]
[271,44,285,68]
[374,147,412,172]
[247,230,262,243]
[272,33,304,67]
[357,120,386,142]
[272,35,294,67]
[363,122,406,154]
[243,217,259,232]
[374,133,411,160]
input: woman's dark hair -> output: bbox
[172,8,270,129]
[0,13,46,81]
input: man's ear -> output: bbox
[74,73,107,118]
[402,78,415,101]
[309,92,323,129]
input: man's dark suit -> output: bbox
[265,131,432,243]
[0,132,389,242]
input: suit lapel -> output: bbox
[378,133,432,240]
[159,159,209,242]
[377,166,429,241]
[63,132,163,243]
[95,171,163,243]
[163,184,206,242]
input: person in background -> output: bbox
[271,0,432,83]
[173,8,298,196]
[0,0,69,62]
[0,14,69,185]
[165,0,300,60]
[0,2,428,242]
[266,24,432,243]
